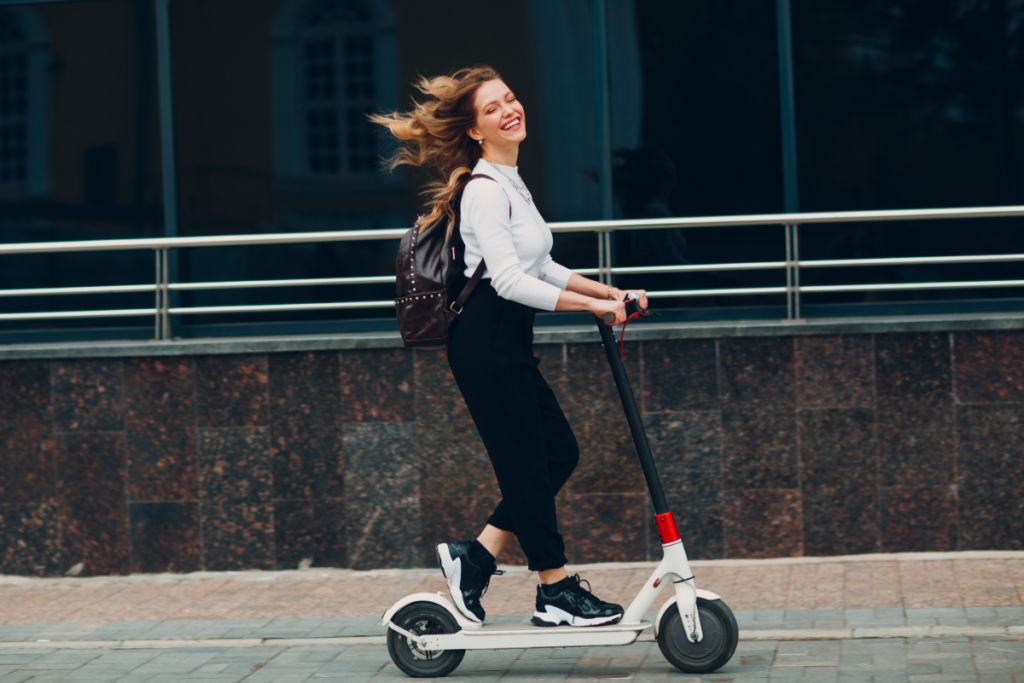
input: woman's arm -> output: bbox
[553,274,648,325]
[554,287,627,325]
[464,181,566,311]
[564,273,649,310]
[565,273,613,300]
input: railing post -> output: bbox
[604,231,613,286]
[784,224,793,320]
[597,230,614,286]
[163,248,171,339]
[154,249,163,340]
[783,224,802,321]
[155,248,170,340]
[793,224,801,319]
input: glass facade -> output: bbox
[793,0,1024,311]
[164,0,603,330]
[0,12,29,187]
[0,0,163,340]
[0,0,1023,341]
[610,0,787,314]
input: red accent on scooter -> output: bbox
[618,309,654,360]
[653,578,661,588]
[654,512,681,544]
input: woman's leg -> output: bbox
[447,288,568,571]
[453,380,568,566]
[538,566,568,584]
[475,528,564,583]
[484,367,579,568]
[476,524,512,558]
[444,287,623,626]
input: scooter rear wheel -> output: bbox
[386,602,465,678]
[657,597,738,674]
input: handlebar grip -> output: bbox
[602,297,647,324]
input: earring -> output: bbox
[477,139,483,145]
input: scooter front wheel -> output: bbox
[657,597,738,674]
[386,602,465,678]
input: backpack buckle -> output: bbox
[449,301,464,315]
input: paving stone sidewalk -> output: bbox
[1,607,1023,644]
[0,554,1022,681]
[0,636,1022,682]
[2,553,1022,626]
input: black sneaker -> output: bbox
[531,574,624,627]
[436,541,502,623]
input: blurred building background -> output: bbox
[0,0,1022,341]
[2,0,1024,576]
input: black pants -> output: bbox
[446,282,579,572]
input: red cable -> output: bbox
[619,311,644,360]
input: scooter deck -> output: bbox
[416,620,653,651]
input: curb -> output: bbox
[2,625,1019,650]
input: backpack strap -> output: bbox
[451,259,487,314]
[450,173,511,314]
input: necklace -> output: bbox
[488,161,532,205]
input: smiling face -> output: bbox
[467,79,526,152]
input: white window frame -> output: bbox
[270,0,400,195]
[0,5,50,200]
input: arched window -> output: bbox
[272,0,398,186]
[0,6,48,198]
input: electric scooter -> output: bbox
[382,298,739,677]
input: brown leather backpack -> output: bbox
[394,174,506,350]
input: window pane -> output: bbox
[609,0,786,316]
[168,0,602,329]
[793,0,1024,310]
[0,0,164,342]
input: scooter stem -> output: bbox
[595,317,670,516]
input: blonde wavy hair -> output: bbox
[371,66,501,239]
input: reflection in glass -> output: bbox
[609,0,786,315]
[793,0,1024,309]
[170,0,605,328]
[795,0,1024,211]
[0,12,29,188]
[7,0,1021,340]
[272,0,398,185]
[0,6,49,197]
[0,0,163,341]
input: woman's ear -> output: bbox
[466,126,482,143]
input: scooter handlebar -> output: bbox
[602,295,647,324]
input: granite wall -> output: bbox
[1,330,1022,577]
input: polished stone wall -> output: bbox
[1,330,1021,576]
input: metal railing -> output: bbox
[1,205,1023,341]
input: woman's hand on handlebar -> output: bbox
[553,277,648,324]
[590,298,627,326]
[614,288,648,309]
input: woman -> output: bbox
[373,66,648,628]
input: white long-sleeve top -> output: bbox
[460,158,573,311]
